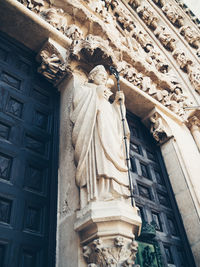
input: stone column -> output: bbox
[188,116,200,151]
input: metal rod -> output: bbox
[109,66,135,207]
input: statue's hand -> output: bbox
[115,91,125,104]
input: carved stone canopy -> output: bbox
[70,34,117,66]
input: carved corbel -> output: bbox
[83,237,139,267]
[143,110,172,144]
[70,34,117,66]
[36,39,71,85]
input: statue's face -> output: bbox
[93,71,107,85]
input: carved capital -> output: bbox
[83,237,139,267]
[36,39,70,85]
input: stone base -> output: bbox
[74,199,142,245]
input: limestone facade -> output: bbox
[0,0,200,266]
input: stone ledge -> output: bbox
[74,200,142,244]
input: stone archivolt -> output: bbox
[19,0,198,115]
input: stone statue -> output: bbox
[71,65,130,208]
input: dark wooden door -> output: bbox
[127,113,195,267]
[0,33,59,267]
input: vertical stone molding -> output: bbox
[188,116,200,151]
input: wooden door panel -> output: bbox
[0,33,59,267]
[127,113,195,267]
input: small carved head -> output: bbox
[89,65,108,85]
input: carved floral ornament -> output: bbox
[83,237,139,267]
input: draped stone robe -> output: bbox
[70,82,130,206]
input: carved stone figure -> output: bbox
[70,65,130,208]
[155,26,176,51]
[40,8,67,33]
[180,25,200,48]
[112,1,135,32]
[162,3,184,27]
[137,4,158,30]
[188,65,200,93]
[83,237,138,267]
[145,44,169,73]
[132,28,153,51]
[150,112,171,143]
[172,49,193,72]
[65,25,83,40]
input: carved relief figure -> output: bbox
[71,65,130,208]
[180,25,200,48]
[40,8,67,33]
[65,25,83,40]
[137,4,158,30]
[155,26,176,51]
[162,3,184,27]
[172,49,193,72]
[188,65,200,93]
[112,1,135,31]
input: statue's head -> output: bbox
[88,65,108,86]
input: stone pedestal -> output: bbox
[75,200,142,266]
